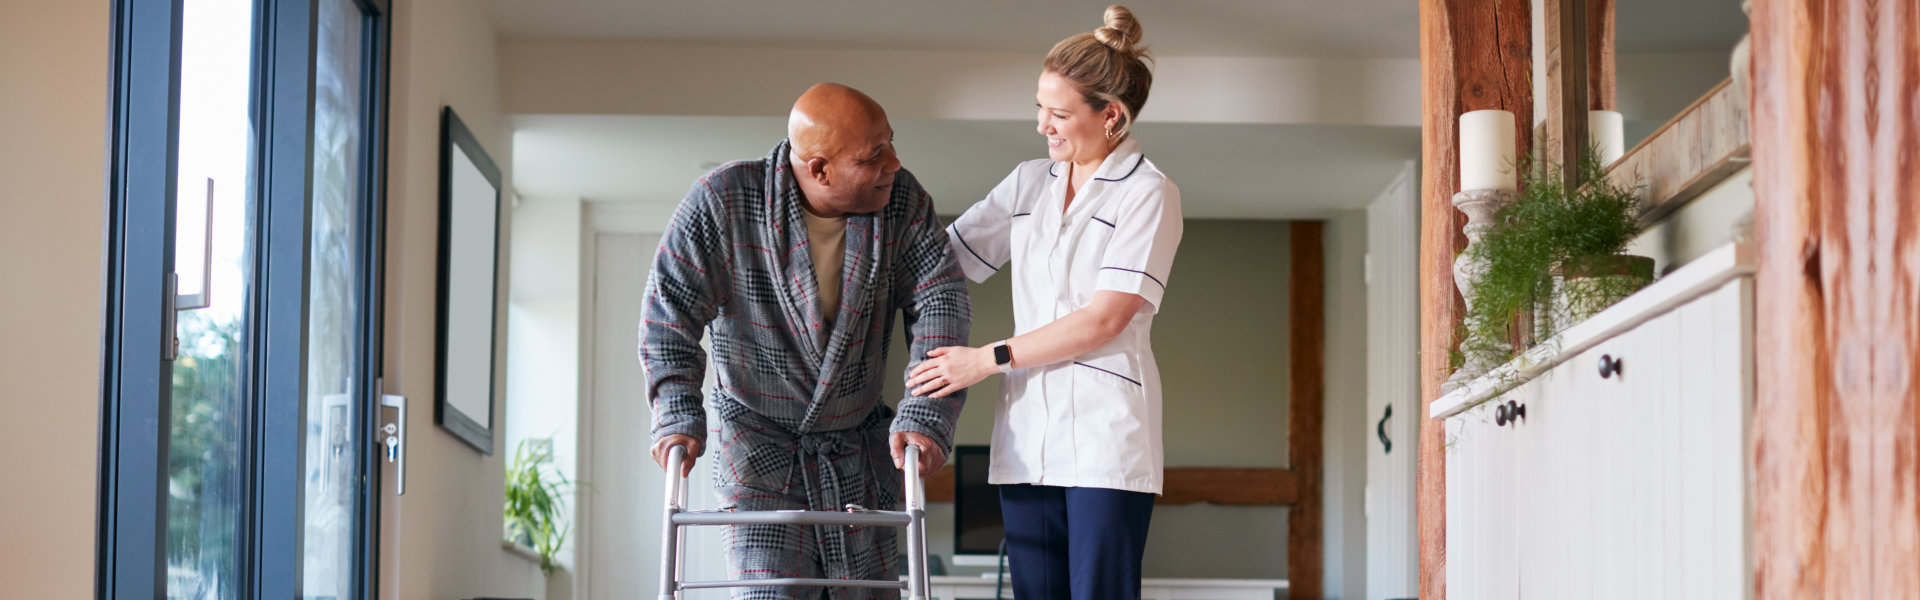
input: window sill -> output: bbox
[502,539,543,566]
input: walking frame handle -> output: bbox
[655,440,932,600]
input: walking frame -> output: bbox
[656,443,934,600]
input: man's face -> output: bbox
[819,119,899,216]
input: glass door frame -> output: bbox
[96,0,391,597]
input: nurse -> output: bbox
[906,5,1182,599]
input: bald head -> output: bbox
[786,83,901,217]
[789,83,890,162]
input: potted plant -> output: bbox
[1462,149,1652,367]
[505,437,573,578]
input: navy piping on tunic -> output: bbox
[1091,216,1116,228]
[1094,156,1146,182]
[1012,212,1032,217]
[1073,362,1143,386]
[1100,266,1165,289]
[949,224,998,272]
[1045,155,1146,181]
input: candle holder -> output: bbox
[1442,187,1517,395]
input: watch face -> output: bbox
[994,344,1012,365]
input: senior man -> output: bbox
[641,82,970,599]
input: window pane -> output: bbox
[167,0,257,598]
[302,0,369,596]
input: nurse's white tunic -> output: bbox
[946,138,1183,495]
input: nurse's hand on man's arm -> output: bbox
[908,345,996,399]
[891,431,946,478]
[651,434,704,478]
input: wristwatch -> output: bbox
[992,340,1015,374]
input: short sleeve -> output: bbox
[947,166,1024,282]
[1095,178,1183,312]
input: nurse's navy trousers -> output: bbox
[999,484,1156,600]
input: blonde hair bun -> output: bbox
[1093,5,1145,57]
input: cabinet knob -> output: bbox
[1493,400,1527,427]
[1599,354,1624,379]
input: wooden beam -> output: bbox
[1750,0,1920,597]
[1604,78,1751,227]
[922,466,1300,506]
[1418,1,1531,598]
[926,465,955,503]
[1287,221,1326,600]
[1160,468,1299,507]
[1586,0,1615,111]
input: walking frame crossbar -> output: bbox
[657,443,933,600]
[672,510,913,527]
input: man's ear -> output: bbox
[805,156,831,187]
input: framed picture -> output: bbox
[435,106,501,455]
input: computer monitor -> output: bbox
[952,445,1004,560]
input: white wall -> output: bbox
[1325,210,1372,599]
[1364,163,1421,600]
[379,0,546,598]
[500,40,1421,127]
[1627,167,1755,275]
[0,1,109,596]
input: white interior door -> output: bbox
[1364,162,1420,600]
[587,232,728,600]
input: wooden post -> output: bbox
[1543,0,1590,183]
[1288,221,1325,600]
[1417,1,1532,598]
[1586,0,1615,111]
[1749,0,1920,597]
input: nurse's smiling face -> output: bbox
[1036,71,1121,168]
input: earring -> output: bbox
[1106,127,1116,139]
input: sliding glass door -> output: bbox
[100,1,391,598]
[301,0,384,596]
[164,0,258,596]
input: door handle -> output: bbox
[380,391,407,495]
[1376,404,1392,454]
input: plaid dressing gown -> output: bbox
[641,140,971,599]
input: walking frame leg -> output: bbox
[659,444,687,600]
[904,445,929,600]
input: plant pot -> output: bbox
[1537,254,1655,339]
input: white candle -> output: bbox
[1459,110,1517,192]
[1589,110,1626,165]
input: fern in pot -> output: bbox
[505,436,573,577]
[1463,150,1653,367]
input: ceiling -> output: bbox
[481,0,1746,58]
[495,1,1737,220]
[481,0,1421,58]
[510,115,1420,220]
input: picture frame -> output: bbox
[435,106,502,455]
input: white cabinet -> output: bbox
[1436,244,1753,600]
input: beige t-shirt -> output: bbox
[801,207,847,329]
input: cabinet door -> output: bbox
[1514,280,1749,599]
[1446,397,1521,600]
[1690,279,1753,599]
[1515,328,1616,600]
